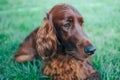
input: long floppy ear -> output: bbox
[36,16,57,60]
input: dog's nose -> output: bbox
[84,45,96,55]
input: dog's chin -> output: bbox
[65,50,89,61]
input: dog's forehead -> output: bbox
[50,4,79,13]
[53,9,82,21]
[48,4,83,25]
[54,11,74,19]
[49,4,81,18]
[52,12,82,25]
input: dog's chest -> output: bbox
[43,58,96,80]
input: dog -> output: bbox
[14,3,100,80]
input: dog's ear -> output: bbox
[36,15,57,60]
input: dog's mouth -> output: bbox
[65,50,86,60]
[65,50,76,54]
[65,47,96,61]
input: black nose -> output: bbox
[84,45,96,55]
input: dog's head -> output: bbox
[36,3,96,60]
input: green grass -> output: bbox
[0,0,120,80]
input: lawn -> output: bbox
[0,0,120,80]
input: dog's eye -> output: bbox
[62,23,71,30]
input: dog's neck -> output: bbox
[43,54,97,80]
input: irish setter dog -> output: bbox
[14,3,100,80]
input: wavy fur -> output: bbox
[14,3,100,80]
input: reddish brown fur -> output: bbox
[14,3,100,80]
[14,28,39,62]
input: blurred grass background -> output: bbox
[0,0,120,80]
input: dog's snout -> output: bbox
[84,45,96,55]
